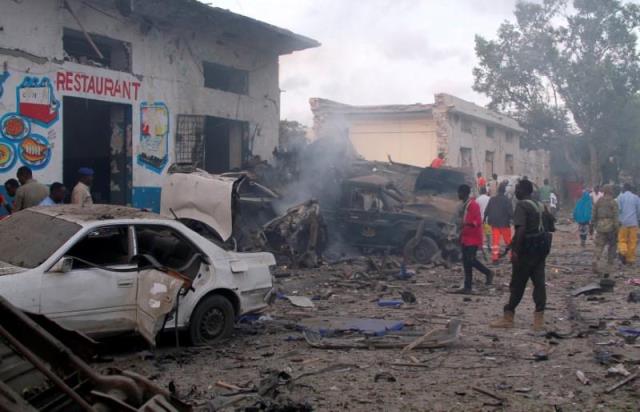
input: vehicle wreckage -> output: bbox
[0,204,275,345]
[161,165,327,268]
[162,162,464,267]
[0,296,191,411]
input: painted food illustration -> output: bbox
[19,135,50,167]
[1,114,30,140]
[0,142,16,171]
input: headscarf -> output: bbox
[573,191,592,224]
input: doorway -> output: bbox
[204,116,246,173]
[63,97,132,204]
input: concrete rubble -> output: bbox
[83,222,637,411]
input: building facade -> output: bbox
[310,93,550,184]
[0,0,318,210]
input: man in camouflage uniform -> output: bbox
[592,185,619,273]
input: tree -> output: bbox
[473,0,640,184]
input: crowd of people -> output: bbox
[0,166,94,218]
[572,183,640,271]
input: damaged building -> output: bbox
[310,93,550,185]
[0,0,318,211]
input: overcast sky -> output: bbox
[206,0,521,126]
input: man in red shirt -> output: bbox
[430,152,445,168]
[476,172,487,192]
[454,184,494,294]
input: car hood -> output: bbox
[161,171,239,241]
[0,261,28,276]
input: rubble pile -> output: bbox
[101,222,640,411]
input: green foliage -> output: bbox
[474,0,640,181]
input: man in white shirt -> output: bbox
[476,187,491,254]
[71,167,94,207]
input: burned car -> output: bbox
[0,205,275,345]
[324,175,458,263]
[162,166,327,267]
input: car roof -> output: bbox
[345,175,391,188]
[30,205,171,225]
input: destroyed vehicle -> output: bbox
[262,199,328,268]
[161,166,280,249]
[162,167,327,267]
[0,296,191,411]
[324,175,458,263]
[404,166,474,222]
[0,205,275,345]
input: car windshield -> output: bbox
[0,211,81,269]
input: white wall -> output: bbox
[0,0,280,209]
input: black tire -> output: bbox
[189,295,235,345]
[412,236,441,264]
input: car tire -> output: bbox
[188,295,235,345]
[413,236,441,264]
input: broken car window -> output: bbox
[0,211,81,269]
[134,225,201,278]
[66,226,131,269]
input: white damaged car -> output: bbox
[0,205,275,345]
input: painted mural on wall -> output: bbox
[138,102,169,174]
[0,75,58,171]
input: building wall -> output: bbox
[0,0,280,210]
[347,114,438,167]
[445,114,521,177]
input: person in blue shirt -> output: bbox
[1,179,18,217]
[573,191,593,247]
[38,182,66,206]
[617,183,640,265]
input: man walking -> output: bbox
[488,174,499,197]
[71,167,94,207]
[616,183,640,265]
[592,185,618,273]
[476,172,487,192]
[476,187,491,254]
[454,184,494,294]
[39,182,66,206]
[14,166,48,211]
[485,184,513,263]
[539,179,553,205]
[490,180,553,331]
[573,191,593,247]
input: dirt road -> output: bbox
[109,223,640,411]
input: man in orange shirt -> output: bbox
[430,152,445,168]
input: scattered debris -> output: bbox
[628,290,640,303]
[607,364,631,377]
[604,372,639,394]
[400,290,417,303]
[298,317,405,337]
[303,319,461,350]
[576,370,590,385]
[285,295,315,308]
[471,386,506,404]
[374,372,397,383]
[378,299,404,307]
[0,297,191,411]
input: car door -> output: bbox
[40,225,138,334]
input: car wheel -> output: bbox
[413,237,441,264]
[189,295,235,345]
